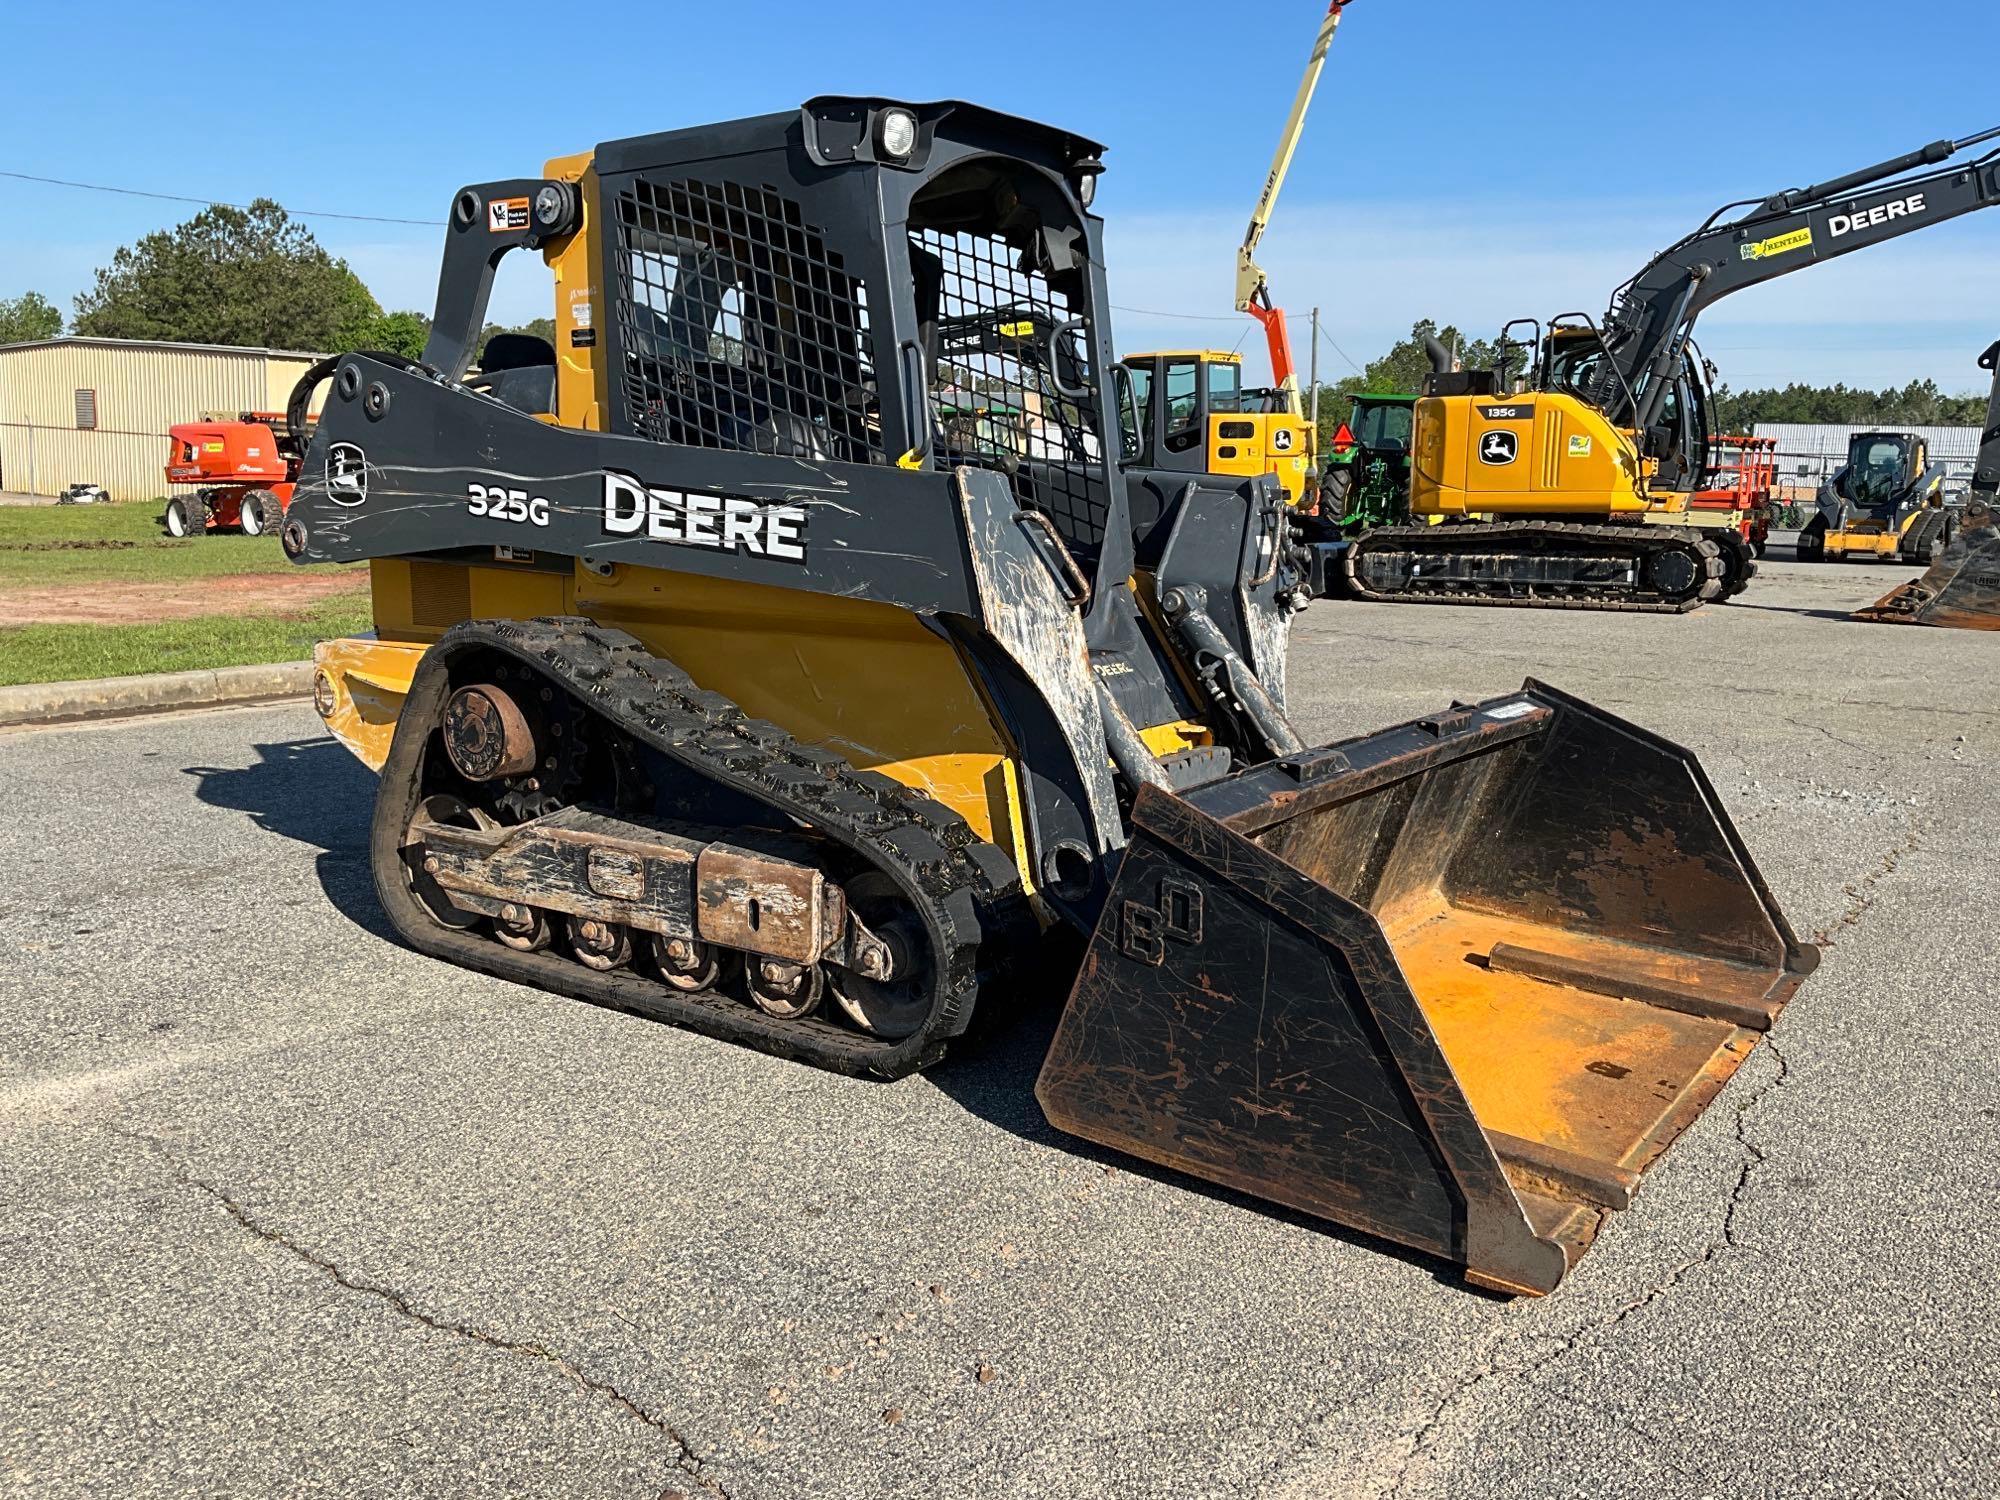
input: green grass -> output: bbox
[0,500,360,585]
[0,595,374,687]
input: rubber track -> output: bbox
[1343,521,1726,614]
[381,616,1022,1080]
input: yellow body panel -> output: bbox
[321,554,1041,883]
[1411,391,1656,519]
[572,564,1022,848]
[541,152,607,432]
[1825,527,1902,556]
[312,636,428,772]
[1207,411,1313,504]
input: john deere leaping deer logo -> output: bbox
[325,443,369,507]
[1479,430,1519,466]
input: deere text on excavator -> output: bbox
[282,98,1815,1296]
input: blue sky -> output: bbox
[3,0,1996,392]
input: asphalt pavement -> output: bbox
[3,556,1995,1499]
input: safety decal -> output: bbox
[488,196,532,232]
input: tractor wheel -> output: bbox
[240,490,279,537]
[164,496,203,539]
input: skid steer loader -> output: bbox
[282,99,1815,1296]
[1855,340,2000,630]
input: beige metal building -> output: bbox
[0,337,326,501]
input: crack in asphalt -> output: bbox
[1371,1035,1795,1499]
[1813,833,1920,947]
[115,1130,729,1500]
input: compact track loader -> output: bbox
[284,100,1815,1295]
[1857,342,2000,629]
[1799,431,1951,564]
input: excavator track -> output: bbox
[369,617,1023,1079]
[1343,521,1727,613]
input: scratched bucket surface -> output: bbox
[1854,500,2000,630]
[1036,681,1818,1296]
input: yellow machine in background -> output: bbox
[1801,431,1953,563]
[1117,349,1314,505]
[1341,323,1753,612]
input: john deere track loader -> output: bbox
[1799,431,1951,563]
[1856,340,2000,629]
[283,99,1815,1296]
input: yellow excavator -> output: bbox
[1344,125,2000,612]
[280,97,1816,1295]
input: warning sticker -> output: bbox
[998,320,1035,338]
[1567,434,1593,457]
[488,196,531,233]
[1739,226,1813,262]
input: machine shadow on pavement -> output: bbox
[186,737,393,941]
[925,981,1478,1294]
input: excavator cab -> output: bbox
[1801,431,1951,563]
[1118,350,1315,507]
[281,98,1813,1295]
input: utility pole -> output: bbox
[1307,306,1320,437]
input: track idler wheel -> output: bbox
[650,935,728,993]
[568,917,634,972]
[747,959,825,1020]
[494,903,553,952]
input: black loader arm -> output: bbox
[1975,339,2000,500]
[1605,128,2000,430]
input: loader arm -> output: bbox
[1599,127,2000,432]
[1235,0,1350,414]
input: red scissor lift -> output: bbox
[1690,434,1776,557]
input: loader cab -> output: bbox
[1840,432,1926,512]
[1117,350,1314,505]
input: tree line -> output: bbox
[1305,320,1992,445]
[0,199,549,360]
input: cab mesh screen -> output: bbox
[612,178,882,465]
[916,227,1108,549]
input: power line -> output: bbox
[1316,323,1365,377]
[0,169,443,227]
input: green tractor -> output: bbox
[1320,391,1415,530]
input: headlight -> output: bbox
[877,108,918,161]
[1069,154,1104,209]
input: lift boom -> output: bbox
[1236,1,1350,415]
